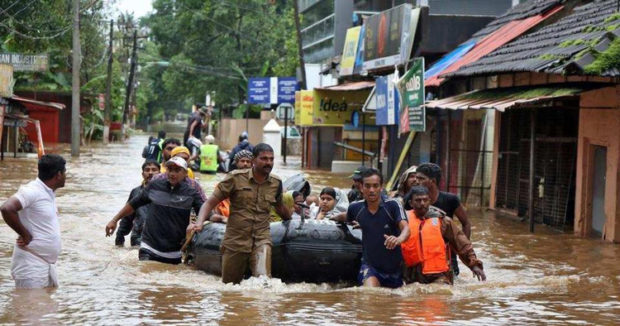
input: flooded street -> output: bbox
[0,135,618,325]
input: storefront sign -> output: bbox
[295,90,314,126]
[0,53,48,71]
[363,4,416,71]
[340,26,361,76]
[0,64,13,97]
[312,90,370,126]
[397,57,425,131]
[248,77,298,104]
[375,74,400,126]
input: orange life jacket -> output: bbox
[401,210,450,274]
[216,199,230,217]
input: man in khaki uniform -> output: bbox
[191,143,291,283]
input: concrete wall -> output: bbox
[575,86,620,242]
[216,118,268,151]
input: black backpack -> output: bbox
[143,137,161,161]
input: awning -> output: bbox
[9,95,65,110]
[315,80,375,91]
[424,87,583,112]
[426,5,563,87]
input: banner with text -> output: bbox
[248,77,298,104]
[397,57,425,132]
[375,74,400,126]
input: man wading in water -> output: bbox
[106,157,204,264]
[1,154,66,288]
[190,143,291,284]
[333,168,410,288]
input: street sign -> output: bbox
[0,53,48,72]
[248,77,298,104]
[397,57,425,131]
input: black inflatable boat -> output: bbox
[188,218,363,283]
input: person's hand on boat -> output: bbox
[105,219,118,237]
[383,234,401,250]
[471,265,486,281]
[350,220,360,229]
[188,222,202,233]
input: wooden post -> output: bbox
[362,114,366,166]
[529,109,536,233]
[446,111,452,192]
[293,0,307,90]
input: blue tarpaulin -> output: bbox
[425,39,477,81]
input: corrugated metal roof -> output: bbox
[10,95,65,110]
[424,87,582,111]
[425,39,477,80]
[452,0,620,77]
[427,5,564,87]
[315,80,374,91]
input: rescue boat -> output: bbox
[188,218,363,283]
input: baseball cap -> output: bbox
[165,156,188,170]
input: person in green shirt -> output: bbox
[199,135,223,174]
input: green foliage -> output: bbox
[141,0,300,118]
[584,37,620,74]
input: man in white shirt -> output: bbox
[1,154,66,288]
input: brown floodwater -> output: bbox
[0,135,618,325]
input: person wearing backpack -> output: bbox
[142,131,166,162]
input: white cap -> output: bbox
[205,135,215,143]
[165,156,188,170]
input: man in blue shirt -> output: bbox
[334,168,410,288]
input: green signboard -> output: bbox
[397,57,425,131]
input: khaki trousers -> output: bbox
[221,244,271,284]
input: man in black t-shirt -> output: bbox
[415,163,471,275]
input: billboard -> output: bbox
[340,26,361,76]
[397,57,425,132]
[363,4,419,71]
[312,89,371,126]
[295,90,314,126]
[248,77,298,104]
[375,74,400,126]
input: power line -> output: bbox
[0,20,72,40]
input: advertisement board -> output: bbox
[312,90,371,126]
[340,26,361,76]
[0,53,48,72]
[363,4,415,71]
[0,64,13,97]
[295,90,314,126]
[375,74,400,126]
[397,57,425,131]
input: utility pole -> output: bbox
[71,0,80,157]
[122,30,137,138]
[103,20,113,144]
[293,0,307,89]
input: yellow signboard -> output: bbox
[295,90,314,126]
[0,64,14,97]
[340,26,361,76]
[312,90,372,126]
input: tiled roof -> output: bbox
[450,0,620,77]
[472,0,564,39]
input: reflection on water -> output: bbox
[0,135,618,324]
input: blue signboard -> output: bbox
[375,75,399,126]
[248,77,271,104]
[277,77,297,104]
[248,77,298,104]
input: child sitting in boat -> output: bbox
[311,187,349,220]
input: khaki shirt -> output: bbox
[212,168,283,253]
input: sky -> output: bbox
[115,0,153,18]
